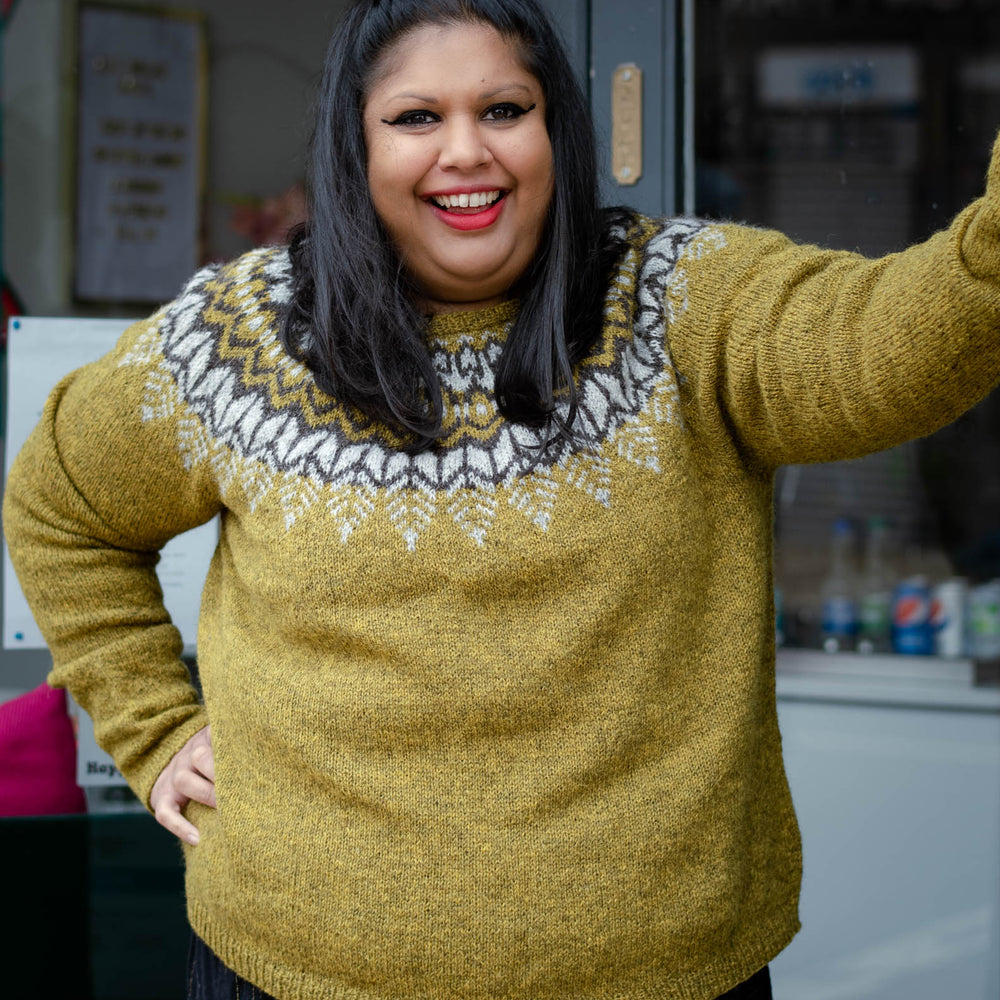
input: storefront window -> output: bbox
[695,0,1000,650]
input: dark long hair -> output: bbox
[282,0,628,448]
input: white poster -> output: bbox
[3,316,218,651]
[75,6,205,302]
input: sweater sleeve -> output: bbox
[3,292,223,807]
[671,131,1000,471]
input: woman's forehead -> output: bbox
[365,20,534,96]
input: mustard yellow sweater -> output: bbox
[6,137,1000,1000]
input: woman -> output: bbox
[5,1,1000,998]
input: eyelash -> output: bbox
[381,102,536,128]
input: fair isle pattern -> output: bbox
[120,220,727,548]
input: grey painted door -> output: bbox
[540,0,685,218]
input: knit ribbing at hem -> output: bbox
[186,897,800,1000]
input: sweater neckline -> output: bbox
[424,299,519,349]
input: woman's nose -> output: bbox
[437,117,493,171]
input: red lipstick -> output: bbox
[424,192,507,231]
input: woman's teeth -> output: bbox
[431,190,501,210]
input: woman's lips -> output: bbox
[425,193,507,231]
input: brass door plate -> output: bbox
[612,64,643,186]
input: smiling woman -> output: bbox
[362,22,554,310]
[282,0,624,446]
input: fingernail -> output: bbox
[187,832,200,846]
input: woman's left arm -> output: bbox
[670,131,1000,471]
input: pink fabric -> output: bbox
[0,682,86,816]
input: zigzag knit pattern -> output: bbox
[119,218,726,547]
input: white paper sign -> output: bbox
[75,7,204,302]
[3,316,218,651]
[74,699,127,787]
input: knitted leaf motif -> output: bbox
[509,468,560,531]
[240,462,275,513]
[447,489,499,546]
[327,484,376,544]
[387,487,437,552]
[118,322,163,370]
[664,268,691,325]
[209,446,271,510]
[614,418,660,473]
[647,376,684,428]
[663,228,728,325]
[209,447,243,495]
[279,473,320,530]
[686,226,729,261]
[177,412,211,470]
[562,450,612,507]
[142,369,178,423]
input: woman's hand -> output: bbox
[150,725,216,845]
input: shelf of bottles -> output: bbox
[775,514,1000,673]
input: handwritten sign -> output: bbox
[75,6,205,302]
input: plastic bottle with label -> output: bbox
[931,578,967,658]
[820,517,858,653]
[966,580,1000,660]
[857,515,893,655]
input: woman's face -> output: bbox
[363,21,554,312]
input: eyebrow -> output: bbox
[383,83,535,104]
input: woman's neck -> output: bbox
[419,293,508,316]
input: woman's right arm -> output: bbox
[3,304,223,815]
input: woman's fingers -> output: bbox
[174,767,217,809]
[154,797,203,846]
[191,742,215,782]
[150,725,216,844]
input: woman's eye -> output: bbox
[483,102,535,123]
[382,110,439,128]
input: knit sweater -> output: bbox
[6,135,1000,1000]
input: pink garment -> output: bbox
[0,682,86,816]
